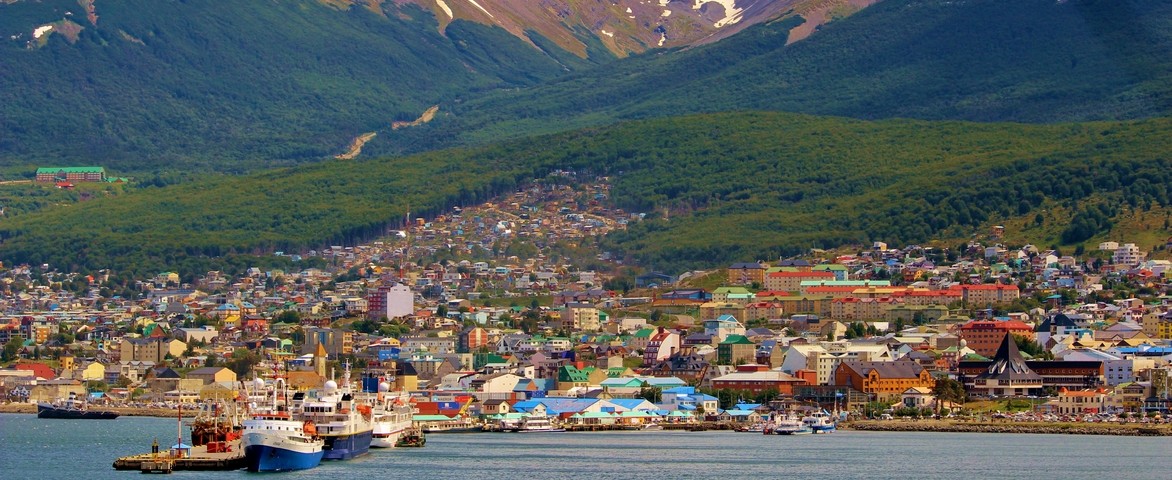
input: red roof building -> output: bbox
[958,320,1035,357]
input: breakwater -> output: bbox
[844,420,1171,436]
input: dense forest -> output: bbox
[2,112,1168,277]
[372,0,1172,157]
[0,0,608,174]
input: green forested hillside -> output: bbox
[373,0,1172,156]
[2,112,1168,276]
[0,0,605,173]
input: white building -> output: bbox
[780,342,894,385]
[1112,243,1145,266]
[381,284,415,319]
[704,315,745,342]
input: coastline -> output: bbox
[5,403,1168,436]
[843,419,1172,436]
[0,403,178,418]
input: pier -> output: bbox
[113,440,245,472]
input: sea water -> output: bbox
[1,413,1170,479]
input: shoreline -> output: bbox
[5,403,1168,436]
[843,419,1172,436]
[0,403,179,418]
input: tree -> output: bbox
[227,348,261,379]
[1013,334,1052,360]
[638,385,662,403]
[116,375,134,388]
[932,377,967,409]
[275,310,301,324]
[2,337,22,362]
[649,309,663,323]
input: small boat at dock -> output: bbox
[37,393,118,419]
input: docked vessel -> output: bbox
[515,414,565,433]
[802,410,837,433]
[37,393,118,419]
[242,377,324,472]
[294,365,374,460]
[188,397,247,446]
[370,382,414,448]
[242,411,324,472]
[767,413,812,435]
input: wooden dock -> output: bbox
[113,441,245,472]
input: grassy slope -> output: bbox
[373,0,1172,157]
[0,0,604,174]
[2,112,1168,276]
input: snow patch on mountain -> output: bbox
[435,0,453,18]
[693,0,743,28]
[466,0,495,19]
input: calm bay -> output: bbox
[1,413,1169,479]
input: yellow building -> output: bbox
[699,302,746,321]
[79,362,106,382]
[561,303,601,331]
[1142,312,1172,339]
[186,367,238,385]
[120,337,187,363]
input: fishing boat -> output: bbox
[802,410,837,433]
[514,415,565,433]
[293,364,374,460]
[188,396,247,446]
[370,382,414,448]
[242,378,324,472]
[37,393,118,419]
[395,428,426,447]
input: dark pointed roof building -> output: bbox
[971,334,1043,397]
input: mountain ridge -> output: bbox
[369,0,1172,157]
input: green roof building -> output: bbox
[36,166,106,182]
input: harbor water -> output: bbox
[2,413,1170,479]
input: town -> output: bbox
[2,178,1171,436]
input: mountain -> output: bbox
[0,0,601,173]
[0,0,850,174]
[388,0,835,57]
[2,112,1168,276]
[372,0,1172,156]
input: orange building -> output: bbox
[949,284,1020,305]
[727,263,767,286]
[711,364,808,395]
[958,320,1034,357]
[834,360,935,403]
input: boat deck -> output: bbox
[113,441,245,472]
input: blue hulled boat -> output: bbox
[294,364,374,461]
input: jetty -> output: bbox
[113,439,245,473]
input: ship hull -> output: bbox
[36,404,119,419]
[244,444,324,472]
[321,430,373,460]
[371,419,411,448]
